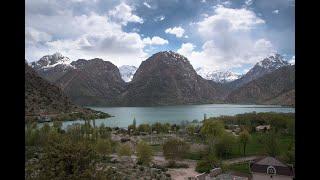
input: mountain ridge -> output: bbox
[25,62,110,121]
[29,52,294,106]
[225,65,295,106]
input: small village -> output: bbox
[26,112,295,180]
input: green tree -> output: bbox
[136,141,153,165]
[117,143,133,157]
[163,138,189,163]
[37,133,96,179]
[133,117,136,129]
[239,130,250,156]
[137,124,151,133]
[98,124,111,139]
[95,138,112,156]
[200,120,224,140]
[186,124,196,136]
[200,120,225,152]
[195,153,219,173]
[283,141,295,165]
[214,133,236,158]
[128,124,135,135]
[263,131,280,157]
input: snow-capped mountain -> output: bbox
[231,53,290,88]
[119,65,137,82]
[196,67,241,83]
[256,53,289,69]
[31,52,74,70]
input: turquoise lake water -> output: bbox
[59,104,295,129]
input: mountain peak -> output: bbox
[32,53,73,70]
[256,53,289,69]
[230,53,291,88]
[153,51,189,63]
[119,65,138,82]
[196,67,242,83]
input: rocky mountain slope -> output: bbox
[115,51,224,106]
[55,58,126,106]
[229,54,289,88]
[119,65,137,82]
[30,52,294,106]
[196,67,242,83]
[31,53,126,106]
[25,62,109,121]
[225,65,295,106]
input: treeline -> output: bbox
[128,122,182,135]
[207,112,295,135]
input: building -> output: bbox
[250,156,294,180]
[255,125,271,132]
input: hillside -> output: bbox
[225,65,295,106]
[25,63,110,121]
[115,51,224,106]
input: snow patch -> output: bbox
[196,67,241,83]
[119,65,138,82]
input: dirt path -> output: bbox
[153,155,198,180]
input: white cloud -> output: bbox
[272,9,280,14]
[245,0,253,6]
[25,27,52,45]
[143,2,151,8]
[108,2,143,25]
[165,26,185,38]
[143,36,169,45]
[177,43,196,55]
[178,38,275,70]
[25,2,162,66]
[222,1,232,6]
[198,5,264,35]
[41,12,148,66]
[154,15,165,22]
[177,6,274,70]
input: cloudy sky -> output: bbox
[25,0,295,73]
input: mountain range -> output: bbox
[28,52,295,106]
[25,62,109,121]
[195,67,242,83]
[228,54,290,89]
[226,65,295,106]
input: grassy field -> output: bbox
[150,144,162,153]
[229,132,294,159]
[226,162,250,174]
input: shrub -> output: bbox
[117,143,132,157]
[136,141,153,165]
[163,138,189,161]
[95,138,112,155]
[195,160,213,173]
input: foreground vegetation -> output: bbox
[25,112,295,179]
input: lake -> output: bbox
[60,104,295,129]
